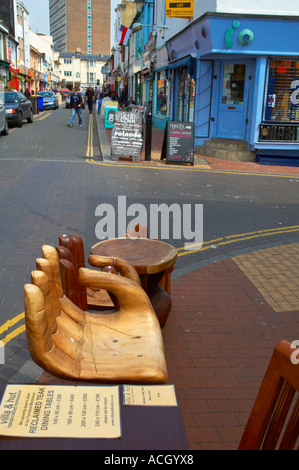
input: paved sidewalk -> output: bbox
[96,113,299,176]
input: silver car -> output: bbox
[0,96,8,136]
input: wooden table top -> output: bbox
[90,238,177,275]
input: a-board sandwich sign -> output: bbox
[161,121,195,166]
[104,102,119,129]
[111,111,143,162]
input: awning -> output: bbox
[0,60,10,69]
[168,56,196,78]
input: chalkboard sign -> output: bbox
[111,111,143,162]
[161,121,194,165]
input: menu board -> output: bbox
[162,121,194,165]
[111,111,143,161]
[0,384,121,438]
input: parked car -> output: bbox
[37,91,59,110]
[0,91,33,127]
[60,88,71,101]
[0,96,8,136]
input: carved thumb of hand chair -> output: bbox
[24,245,168,384]
[88,253,172,328]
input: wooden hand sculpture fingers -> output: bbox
[24,245,167,383]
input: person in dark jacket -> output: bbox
[86,86,94,114]
[68,87,83,127]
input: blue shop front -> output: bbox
[165,13,299,164]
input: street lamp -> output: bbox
[132,23,168,161]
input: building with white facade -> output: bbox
[58,51,110,91]
[29,31,60,92]
[14,0,30,88]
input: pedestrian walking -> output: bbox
[94,86,99,104]
[97,89,103,114]
[68,87,83,127]
[86,86,94,114]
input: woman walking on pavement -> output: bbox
[68,87,83,127]
[86,86,94,114]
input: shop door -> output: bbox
[217,61,250,139]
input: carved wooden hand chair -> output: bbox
[24,245,168,384]
[238,340,299,450]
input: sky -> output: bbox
[24,0,119,43]
[24,0,50,35]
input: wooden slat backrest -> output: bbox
[239,340,299,450]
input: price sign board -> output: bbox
[162,121,194,165]
[0,384,121,439]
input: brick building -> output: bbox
[49,0,110,56]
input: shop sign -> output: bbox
[148,32,153,53]
[166,0,194,18]
[107,76,114,84]
[104,102,119,129]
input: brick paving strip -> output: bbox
[162,243,299,449]
[233,243,299,312]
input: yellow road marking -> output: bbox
[0,312,25,335]
[36,112,52,121]
[86,158,299,178]
[1,224,299,344]
[177,225,299,253]
[1,324,26,345]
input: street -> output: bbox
[0,104,101,160]
[0,106,299,448]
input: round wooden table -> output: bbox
[90,238,178,327]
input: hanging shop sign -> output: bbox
[166,0,194,18]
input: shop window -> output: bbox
[156,71,168,116]
[176,67,195,122]
[264,58,299,122]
